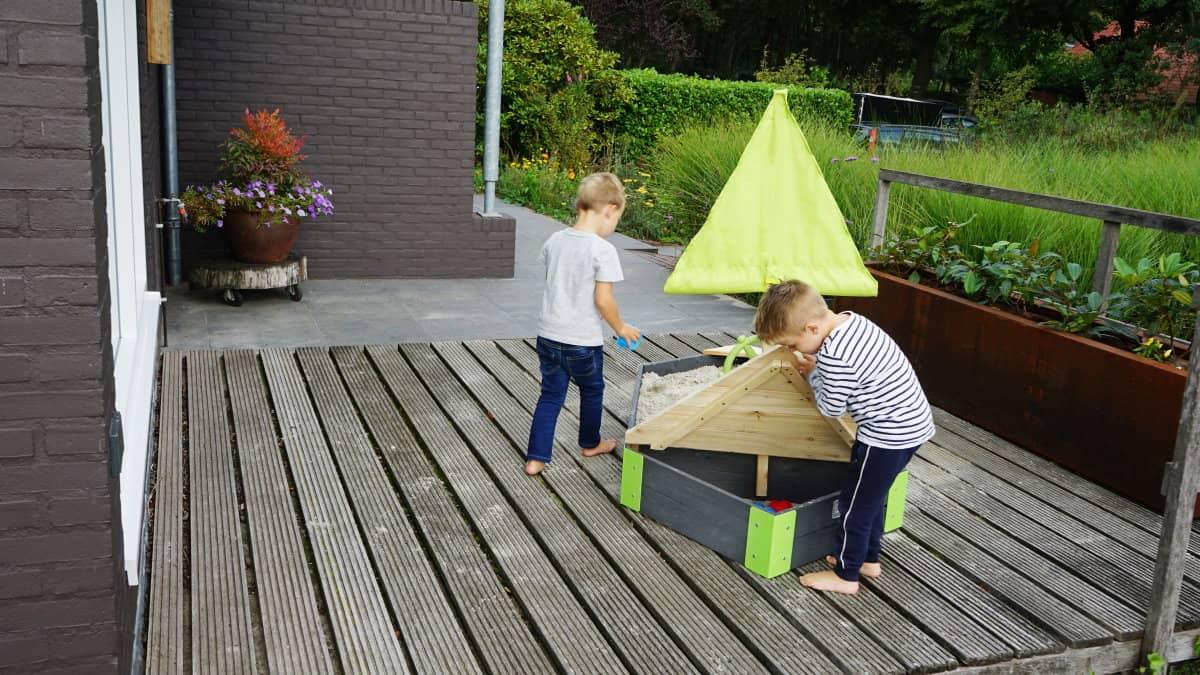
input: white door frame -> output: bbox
[98,0,163,585]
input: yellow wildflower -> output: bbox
[638,171,651,178]
[644,201,654,207]
[567,170,576,179]
[636,186,648,194]
[622,178,633,183]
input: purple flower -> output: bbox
[256,189,266,198]
[268,204,275,212]
[216,219,224,228]
[308,205,317,218]
[256,201,263,209]
[267,182,276,195]
[565,73,573,84]
[282,207,291,216]
[312,180,322,189]
[232,187,242,196]
[216,198,225,205]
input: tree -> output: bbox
[571,0,720,70]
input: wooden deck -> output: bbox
[144,333,1200,674]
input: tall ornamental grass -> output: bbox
[648,124,1200,276]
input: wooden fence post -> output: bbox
[870,177,892,254]
[1143,288,1200,670]
[1092,220,1121,305]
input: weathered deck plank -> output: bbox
[259,348,409,673]
[187,351,258,675]
[295,347,481,674]
[457,338,922,674]
[916,442,1200,626]
[371,344,629,674]
[337,346,553,675]
[147,336,1188,674]
[439,340,791,674]
[932,409,1174,540]
[901,505,1111,647]
[642,333,695,358]
[879,533,1063,656]
[224,350,334,674]
[401,342,701,674]
[927,428,1200,593]
[909,455,1148,637]
[147,351,185,675]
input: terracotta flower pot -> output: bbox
[224,208,299,264]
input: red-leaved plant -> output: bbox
[221,108,307,184]
[181,108,333,232]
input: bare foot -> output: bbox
[581,439,617,457]
[825,555,882,579]
[524,460,546,476]
[799,570,860,595]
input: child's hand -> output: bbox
[618,323,641,344]
[795,353,817,376]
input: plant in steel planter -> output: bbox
[181,109,334,263]
[842,218,1197,513]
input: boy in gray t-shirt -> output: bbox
[525,172,641,476]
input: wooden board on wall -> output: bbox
[147,0,171,64]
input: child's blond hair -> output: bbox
[575,172,625,212]
[754,280,827,343]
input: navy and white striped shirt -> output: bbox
[808,312,935,450]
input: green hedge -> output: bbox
[612,69,853,155]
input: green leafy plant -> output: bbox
[1110,253,1199,349]
[496,154,578,223]
[877,218,969,284]
[754,49,831,89]
[476,0,630,169]
[1135,337,1174,362]
[1038,261,1109,336]
[940,240,1059,312]
[612,69,852,156]
[1138,650,1166,675]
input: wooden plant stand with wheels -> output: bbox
[189,256,307,307]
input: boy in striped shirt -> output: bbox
[754,280,935,595]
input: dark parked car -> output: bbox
[851,123,963,147]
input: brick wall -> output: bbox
[173,0,515,279]
[0,1,121,673]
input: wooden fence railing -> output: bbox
[870,169,1200,306]
[869,169,1200,671]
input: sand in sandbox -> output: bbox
[636,366,724,425]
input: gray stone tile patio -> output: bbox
[164,198,756,348]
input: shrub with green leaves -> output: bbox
[613,69,852,156]
[476,0,631,169]
[1110,253,1199,345]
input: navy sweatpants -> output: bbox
[833,440,919,582]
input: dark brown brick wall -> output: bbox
[0,1,121,672]
[173,0,514,279]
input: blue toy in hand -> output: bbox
[614,335,641,351]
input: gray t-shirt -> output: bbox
[537,228,624,346]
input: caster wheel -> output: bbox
[222,289,244,306]
[287,284,303,301]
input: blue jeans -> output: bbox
[527,337,605,463]
[832,440,919,582]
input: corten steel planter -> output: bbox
[224,208,300,264]
[838,268,1189,514]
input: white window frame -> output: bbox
[98,0,163,586]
